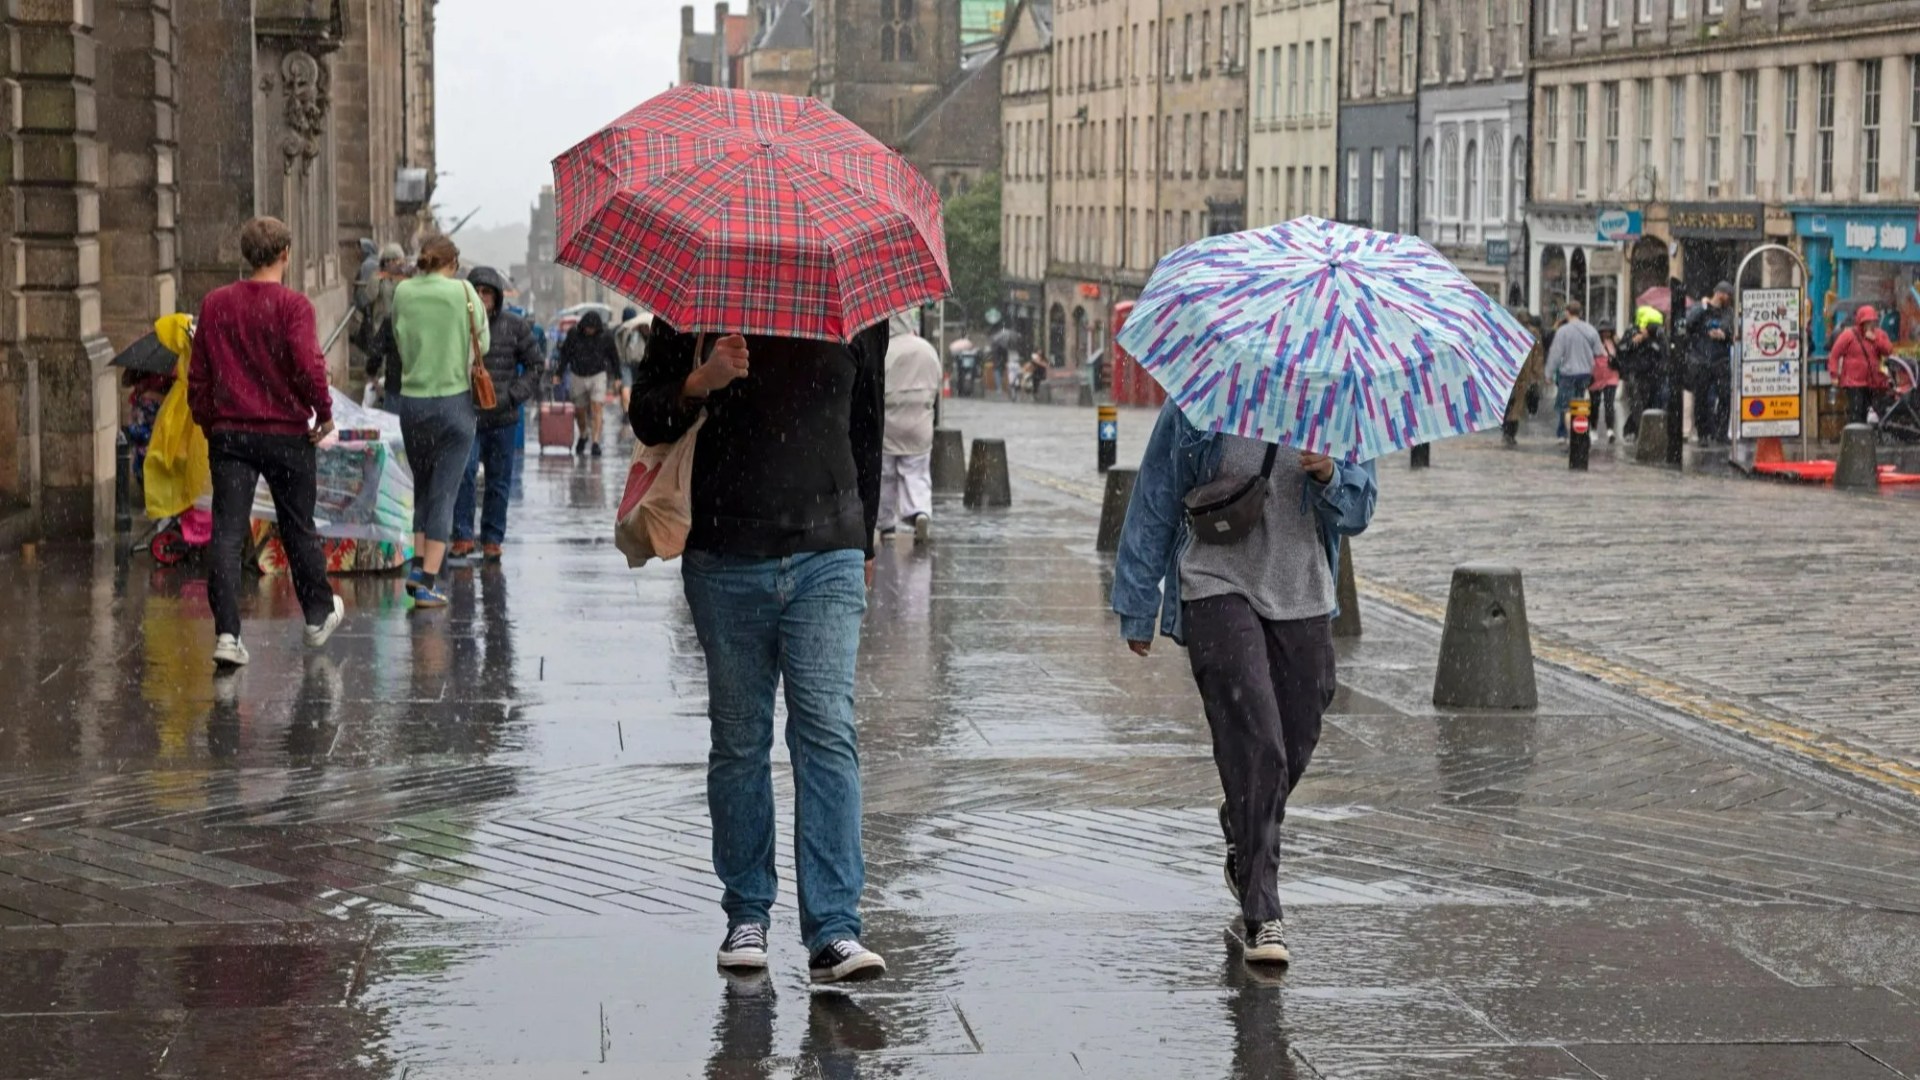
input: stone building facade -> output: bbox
[0,0,435,545]
[999,0,1053,351]
[1250,0,1338,228]
[1528,0,1920,339]
[1336,0,1419,233]
[1415,0,1527,303]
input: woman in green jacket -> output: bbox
[392,234,488,608]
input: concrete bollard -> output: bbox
[931,429,968,493]
[1432,564,1538,710]
[1078,381,1096,407]
[1635,409,1669,465]
[1095,468,1137,552]
[1332,540,1361,638]
[1410,443,1431,469]
[1834,423,1880,491]
[964,438,1012,508]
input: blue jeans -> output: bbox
[454,422,518,545]
[681,548,867,951]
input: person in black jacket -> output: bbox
[630,318,891,985]
[556,310,621,457]
[450,266,541,561]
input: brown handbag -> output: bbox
[465,292,498,410]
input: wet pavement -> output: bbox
[0,405,1918,1078]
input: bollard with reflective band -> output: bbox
[1568,398,1591,472]
[1097,406,1118,473]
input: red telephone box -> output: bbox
[1108,302,1167,409]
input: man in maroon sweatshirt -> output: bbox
[189,216,345,669]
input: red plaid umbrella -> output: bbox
[552,86,950,342]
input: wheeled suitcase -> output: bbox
[539,385,576,454]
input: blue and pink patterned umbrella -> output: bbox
[1116,217,1535,462]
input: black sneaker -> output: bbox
[591,441,603,458]
[1219,802,1242,903]
[1244,919,1291,966]
[809,939,886,984]
[716,923,769,971]
[574,436,588,456]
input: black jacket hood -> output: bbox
[577,311,606,335]
[467,266,510,306]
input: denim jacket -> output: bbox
[1111,403,1379,646]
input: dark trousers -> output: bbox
[1846,387,1873,426]
[207,431,334,638]
[1592,385,1618,434]
[1183,595,1336,923]
[454,422,518,545]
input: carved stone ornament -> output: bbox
[279,50,331,175]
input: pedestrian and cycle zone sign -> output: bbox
[1739,288,1803,439]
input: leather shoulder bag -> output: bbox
[1183,442,1279,545]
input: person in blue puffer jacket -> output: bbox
[1112,401,1377,968]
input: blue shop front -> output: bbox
[1792,206,1920,363]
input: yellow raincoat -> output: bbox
[142,314,211,519]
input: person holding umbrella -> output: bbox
[1109,218,1531,968]
[556,85,950,983]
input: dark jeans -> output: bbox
[1846,387,1874,426]
[1591,385,1618,434]
[454,422,518,545]
[399,393,476,543]
[1183,595,1336,924]
[681,549,868,951]
[1694,364,1732,442]
[207,431,335,638]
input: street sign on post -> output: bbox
[1738,286,1803,440]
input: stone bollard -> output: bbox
[1332,540,1362,638]
[1834,423,1880,491]
[1095,468,1137,552]
[931,429,968,493]
[1410,443,1431,469]
[1432,564,1538,710]
[964,438,1012,508]
[1635,409,1669,465]
[1078,381,1096,407]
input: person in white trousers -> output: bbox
[880,314,942,543]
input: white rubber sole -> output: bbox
[1226,923,1292,966]
[912,515,931,543]
[809,952,886,984]
[716,949,769,971]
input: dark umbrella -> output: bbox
[110,331,178,376]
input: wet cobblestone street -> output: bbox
[0,402,1917,1078]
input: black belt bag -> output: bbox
[1183,443,1279,545]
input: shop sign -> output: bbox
[1738,286,1802,439]
[1799,211,1920,261]
[1007,285,1037,304]
[1669,202,1765,240]
[1077,282,1102,299]
[1588,249,1623,275]
[1596,208,1642,243]
[1485,238,1511,264]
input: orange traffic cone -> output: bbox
[1755,436,1785,465]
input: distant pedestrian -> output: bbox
[1112,403,1377,967]
[880,313,942,542]
[1502,312,1546,448]
[1591,325,1621,444]
[188,215,345,669]
[1830,304,1894,426]
[451,266,542,563]
[1620,305,1666,439]
[1545,299,1602,442]
[631,319,892,985]
[359,243,409,408]
[392,233,486,609]
[615,306,650,413]
[1685,282,1736,444]
[557,310,618,457]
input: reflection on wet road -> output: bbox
[0,403,1916,1078]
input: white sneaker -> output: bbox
[304,594,345,648]
[213,635,251,669]
[912,514,931,543]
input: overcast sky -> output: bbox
[434,0,684,230]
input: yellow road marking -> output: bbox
[1014,462,1920,799]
